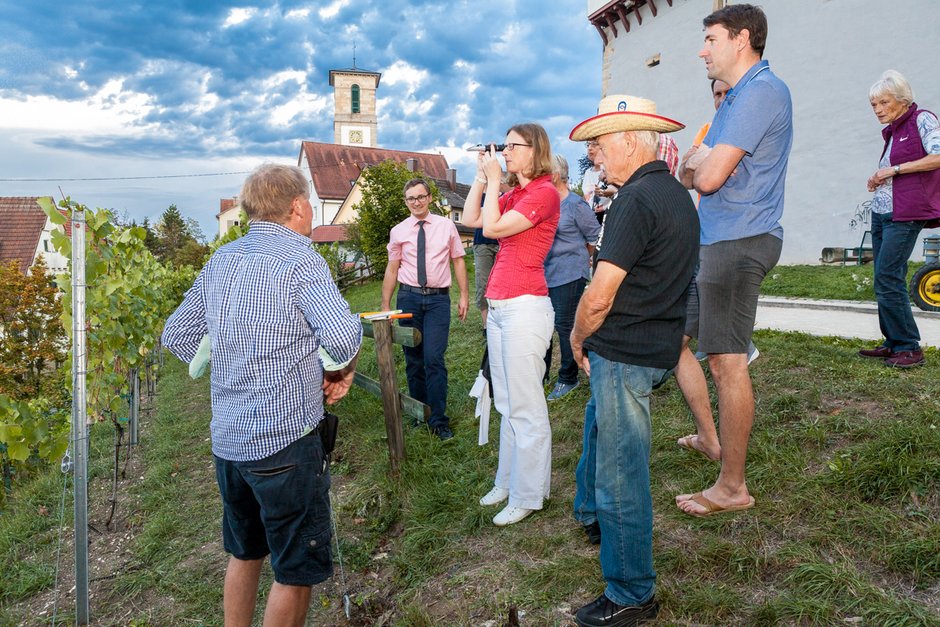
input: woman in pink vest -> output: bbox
[858,70,940,368]
[464,123,560,526]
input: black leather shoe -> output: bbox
[583,521,601,545]
[432,425,454,440]
[575,594,658,627]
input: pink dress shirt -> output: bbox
[387,213,465,288]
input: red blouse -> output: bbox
[485,174,560,300]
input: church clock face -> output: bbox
[349,130,363,144]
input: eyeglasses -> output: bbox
[405,194,430,203]
[586,140,600,148]
[503,143,531,152]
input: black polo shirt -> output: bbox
[584,160,699,369]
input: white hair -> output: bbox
[869,70,914,105]
[552,154,569,181]
[632,130,660,152]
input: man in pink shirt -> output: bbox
[381,178,469,440]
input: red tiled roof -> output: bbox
[298,141,450,200]
[0,197,51,273]
[217,197,238,218]
[58,209,73,237]
[311,224,351,243]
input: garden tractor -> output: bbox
[909,235,940,312]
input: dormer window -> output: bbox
[351,84,360,113]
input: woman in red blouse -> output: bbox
[464,123,560,526]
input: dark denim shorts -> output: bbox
[214,432,332,586]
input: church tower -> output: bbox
[329,65,381,147]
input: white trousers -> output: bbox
[486,294,554,510]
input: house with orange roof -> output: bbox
[0,196,70,275]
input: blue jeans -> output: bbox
[871,212,924,351]
[396,289,451,428]
[545,278,587,385]
[573,353,667,606]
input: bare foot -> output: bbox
[676,434,720,461]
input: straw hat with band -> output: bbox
[570,94,684,141]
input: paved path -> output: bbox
[756,297,940,348]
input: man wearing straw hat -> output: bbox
[675,3,792,518]
[568,95,699,627]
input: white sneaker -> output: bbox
[479,486,509,506]
[493,505,534,526]
[747,345,760,365]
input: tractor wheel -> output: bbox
[909,262,940,312]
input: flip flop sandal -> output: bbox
[680,492,755,518]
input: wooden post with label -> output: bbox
[371,318,405,474]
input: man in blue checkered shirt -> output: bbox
[162,164,362,626]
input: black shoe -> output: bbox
[575,594,658,627]
[583,521,601,545]
[432,425,454,440]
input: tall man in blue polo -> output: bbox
[162,164,363,626]
[676,4,792,517]
[568,96,698,627]
[381,178,469,440]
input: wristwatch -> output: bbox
[893,165,901,175]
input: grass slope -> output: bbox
[2,265,939,625]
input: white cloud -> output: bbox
[440,154,477,181]
[222,7,257,28]
[269,92,330,127]
[492,22,526,55]
[256,69,331,125]
[319,0,351,20]
[286,7,311,19]
[382,60,428,95]
[260,70,308,90]
[402,95,436,117]
[0,79,153,133]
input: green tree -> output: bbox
[0,257,67,402]
[354,161,444,269]
[314,242,345,283]
[140,217,160,255]
[155,205,209,269]
[175,239,210,268]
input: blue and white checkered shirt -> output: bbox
[162,221,363,462]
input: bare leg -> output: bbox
[677,352,754,513]
[674,336,720,460]
[224,557,263,627]
[262,582,313,627]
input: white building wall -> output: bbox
[596,0,940,263]
[35,217,69,274]
[300,151,328,227]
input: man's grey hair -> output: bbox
[552,154,569,181]
[240,164,309,223]
[632,130,661,152]
[869,70,914,106]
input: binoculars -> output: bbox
[466,143,507,152]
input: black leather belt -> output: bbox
[400,284,449,295]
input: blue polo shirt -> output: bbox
[700,60,792,245]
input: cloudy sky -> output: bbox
[0,0,601,239]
